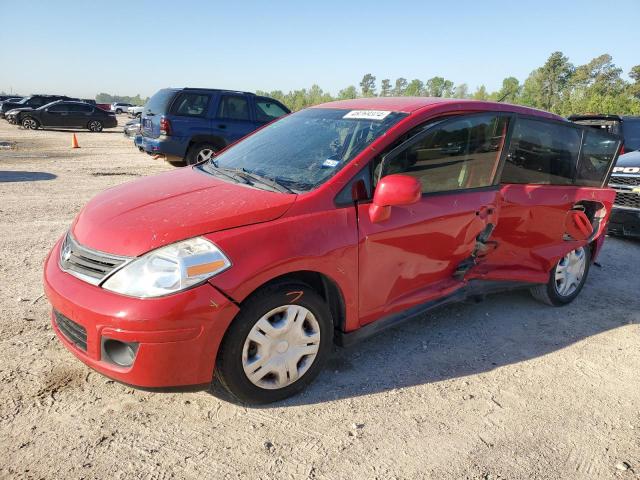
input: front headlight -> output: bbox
[102,237,231,298]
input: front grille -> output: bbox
[59,233,130,285]
[610,175,640,187]
[54,310,87,351]
[614,191,640,210]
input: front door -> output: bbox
[214,95,257,144]
[357,113,511,325]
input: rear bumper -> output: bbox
[44,238,240,387]
[142,135,188,158]
[608,207,640,238]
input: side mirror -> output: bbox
[369,174,421,223]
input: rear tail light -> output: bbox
[620,144,625,155]
[160,116,171,136]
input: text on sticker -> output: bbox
[343,110,391,120]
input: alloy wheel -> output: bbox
[196,148,215,162]
[22,118,37,129]
[242,305,321,390]
[554,247,587,297]
[89,121,103,132]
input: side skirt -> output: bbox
[334,280,538,347]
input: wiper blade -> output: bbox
[202,163,251,185]
[236,169,294,193]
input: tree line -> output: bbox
[95,93,149,106]
[257,52,640,116]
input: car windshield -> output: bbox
[200,108,406,192]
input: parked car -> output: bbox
[20,100,117,131]
[123,118,141,138]
[0,95,77,118]
[569,114,640,154]
[112,102,134,114]
[608,150,640,237]
[44,98,620,404]
[128,105,144,117]
[141,88,290,165]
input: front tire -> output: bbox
[185,143,218,165]
[213,284,333,404]
[22,117,39,130]
[530,246,590,306]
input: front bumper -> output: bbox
[608,207,640,238]
[44,238,240,387]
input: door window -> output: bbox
[47,104,69,113]
[171,93,210,117]
[575,129,619,186]
[622,119,640,151]
[501,118,581,185]
[217,96,250,121]
[255,99,288,122]
[377,114,510,193]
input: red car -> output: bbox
[44,98,621,404]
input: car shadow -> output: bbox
[0,171,57,182]
[42,128,121,134]
[207,272,635,407]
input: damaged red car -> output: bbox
[44,98,621,404]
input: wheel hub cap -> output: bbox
[554,247,586,297]
[242,305,321,390]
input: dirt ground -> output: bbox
[0,116,639,480]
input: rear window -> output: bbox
[145,89,177,115]
[575,129,619,186]
[622,119,640,151]
[501,118,581,185]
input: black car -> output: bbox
[569,114,640,154]
[0,94,78,118]
[608,151,640,238]
[20,101,117,132]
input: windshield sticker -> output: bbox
[343,110,391,121]
[322,159,339,168]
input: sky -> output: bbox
[0,0,638,99]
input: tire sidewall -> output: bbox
[546,246,591,305]
[216,284,333,404]
[89,120,103,132]
[186,143,217,165]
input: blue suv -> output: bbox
[141,88,290,165]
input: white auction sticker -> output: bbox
[343,110,391,120]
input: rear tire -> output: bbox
[213,283,333,405]
[530,246,590,306]
[88,120,103,132]
[22,117,39,130]
[185,143,218,166]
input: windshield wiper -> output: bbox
[235,169,295,193]
[202,163,251,185]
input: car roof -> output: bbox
[311,97,565,120]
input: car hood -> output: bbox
[71,167,297,257]
[6,107,34,114]
[615,151,640,168]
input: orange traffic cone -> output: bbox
[71,134,80,149]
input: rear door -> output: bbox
[472,116,620,283]
[66,103,93,127]
[357,113,511,325]
[165,91,213,142]
[213,94,257,143]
